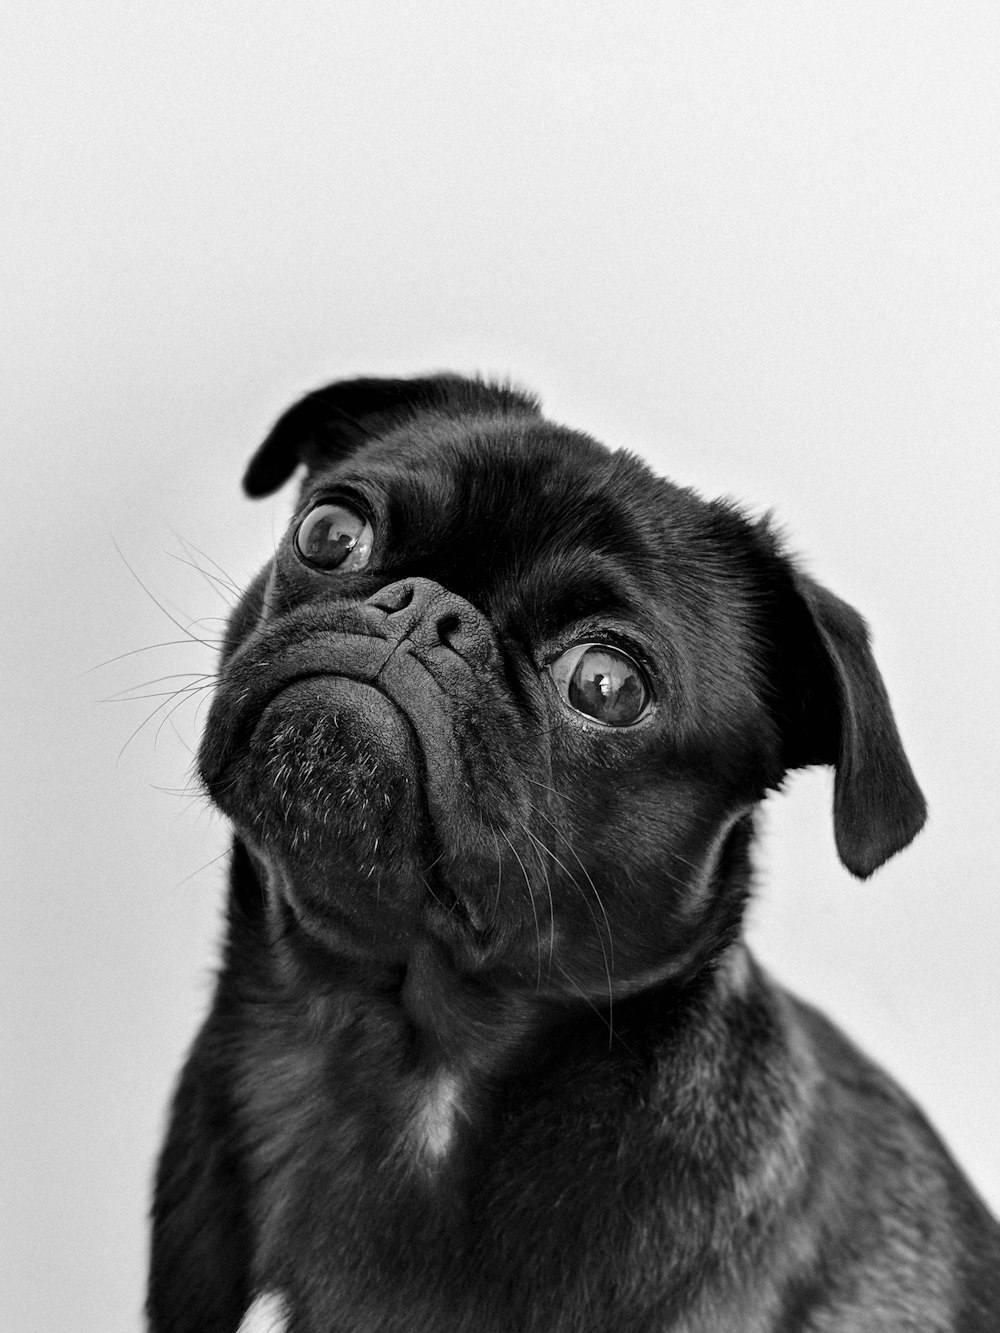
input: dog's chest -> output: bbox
[227,980,845,1333]
[239,1024,467,1194]
[405,1068,465,1160]
[235,1011,482,1273]
[234,1013,676,1329]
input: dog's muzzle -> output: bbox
[198,577,529,876]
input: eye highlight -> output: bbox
[294,502,374,573]
[550,643,651,727]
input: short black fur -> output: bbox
[149,375,998,1332]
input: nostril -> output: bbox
[368,581,415,615]
[365,579,482,655]
[436,612,462,648]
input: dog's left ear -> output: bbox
[242,374,540,497]
[775,571,927,880]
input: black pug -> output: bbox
[148,375,1000,1332]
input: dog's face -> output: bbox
[199,376,925,1000]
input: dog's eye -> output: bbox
[550,644,651,727]
[294,503,374,572]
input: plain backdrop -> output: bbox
[2,3,998,1328]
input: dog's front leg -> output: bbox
[147,1021,252,1333]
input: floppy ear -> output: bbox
[777,571,927,880]
[242,374,540,497]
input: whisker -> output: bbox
[166,551,239,605]
[103,680,216,704]
[111,537,222,651]
[500,828,541,990]
[82,638,223,676]
[489,823,503,920]
[166,716,196,759]
[552,960,635,1057]
[533,808,616,974]
[116,680,215,762]
[516,820,556,979]
[176,847,232,886]
[154,684,215,749]
[150,781,205,798]
[102,672,216,702]
[526,777,702,882]
[527,813,615,1044]
[420,873,454,917]
[169,529,244,598]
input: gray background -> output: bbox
[2,3,998,1328]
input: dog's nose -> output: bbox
[367,579,423,617]
[366,577,489,659]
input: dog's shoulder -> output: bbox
[772,979,1000,1323]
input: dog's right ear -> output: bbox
[242,374,540,497]
[242,376,461,497]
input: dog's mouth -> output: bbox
[209,667,408,786]
[198,620,527,919]
[195,580,549,965]
[201,649,430,844]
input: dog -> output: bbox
[148,375,1000,1332]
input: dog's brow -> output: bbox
[524,550,652,628]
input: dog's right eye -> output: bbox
[294,502,374,572]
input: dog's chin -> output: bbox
[201,673,530,964]
[205,676,434,884]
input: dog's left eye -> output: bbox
[550,643,651,727]
[294,502,374,572]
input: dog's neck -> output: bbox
[226,876,553,1177]
[367,937,548,1172]
[224,836,750,1183]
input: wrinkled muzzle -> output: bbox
[199,577,540,937]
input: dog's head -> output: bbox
[199,375,925,998]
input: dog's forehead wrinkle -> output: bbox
[324,419,662,538]
[501,554,660,646]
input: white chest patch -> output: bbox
[238,1291,290,1333]
[410,1070,464,1163]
